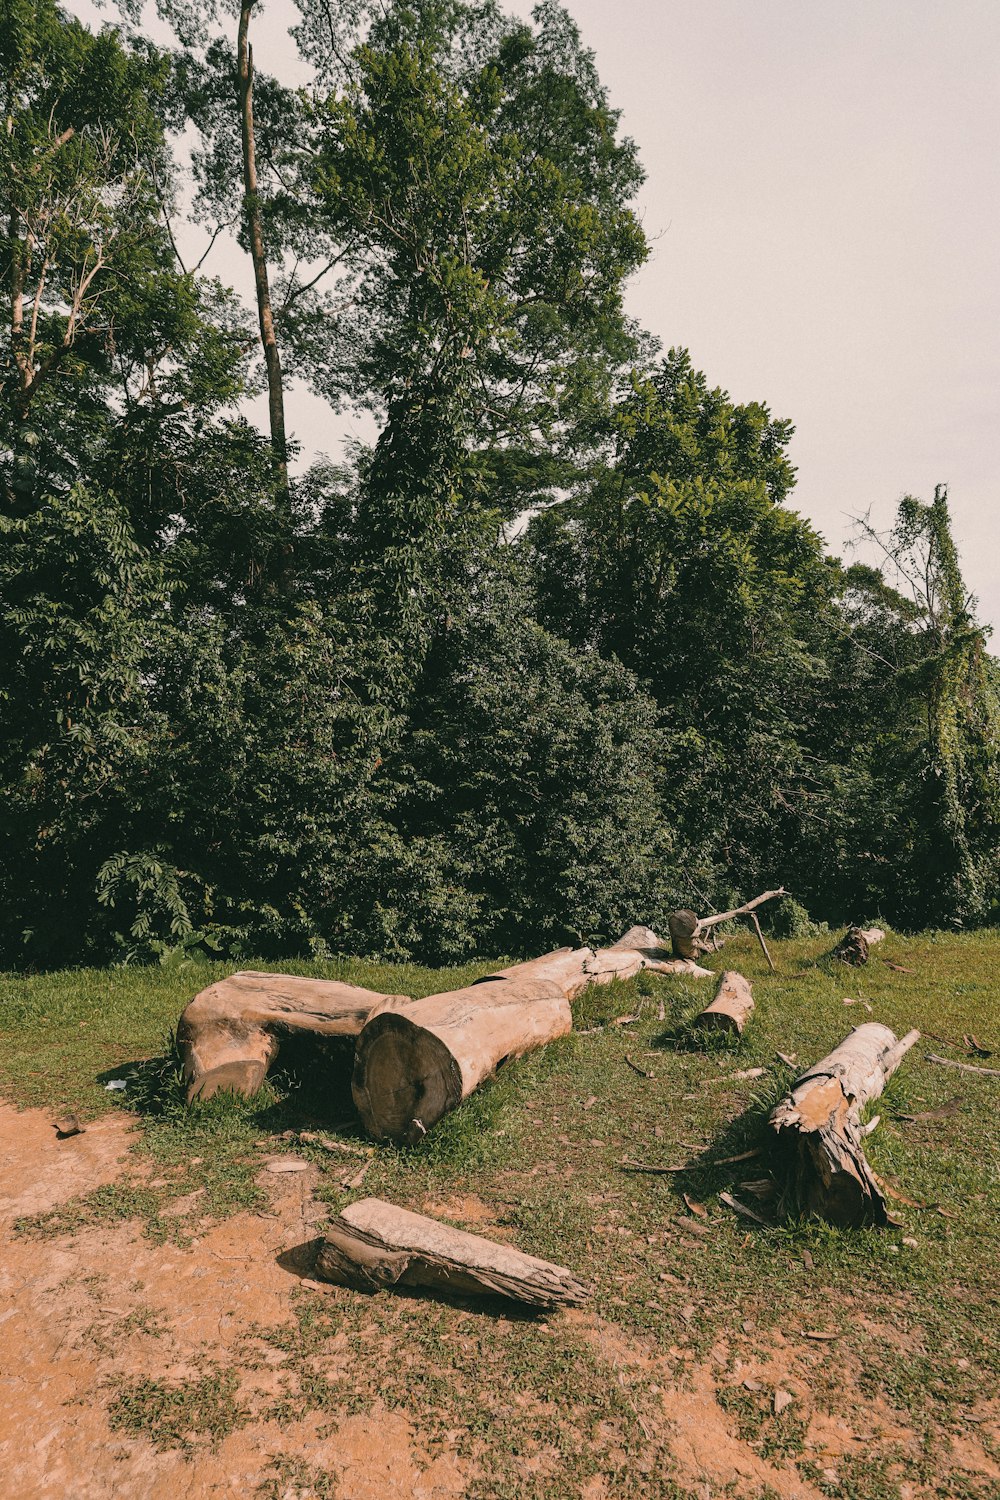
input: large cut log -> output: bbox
[769,1023,920,1226]
[831,926,886,966]
[315,1197,590,1309]
[669,889,786,960]
[695,970,755,1035]
[353,927,710,1143]
[178,971,408,1102]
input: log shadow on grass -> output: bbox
[97,1031,370,1138]
[652,1069,798,1223]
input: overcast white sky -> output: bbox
[70,0,1000,629]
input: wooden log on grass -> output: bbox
[353,927,711,1143]
[831,926,886,966]
[178,971,407,1102]
[315,1197,590,1308]
[695,970,755,1035]
[769,1023,920,1226]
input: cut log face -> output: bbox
[353,978,571,1143]
[695,970,755,1035]
[178,971,408,1102]
[769,1022,920,1226]
[315,1197,590,1309]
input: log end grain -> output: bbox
[352,1011,464,1143]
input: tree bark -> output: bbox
[769,1023,920,1226]
[315,1197,590,1308]
[353,927,711,1143]
[669,890,786,960]
[178,971,407,1102]
[695,970,755,1035]
[237,0,289,506]
[831,926,886,966]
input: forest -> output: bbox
[3,0,999,972]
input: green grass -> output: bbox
[2,931,999,1497]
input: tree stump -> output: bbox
[769,1022,920,1225]
[178,971,407,1102]
[315,1197,590,1308]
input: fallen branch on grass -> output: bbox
[831,927,886,966]
[769,1023,920,1226]
[668,890,786,961]
[926,1054,1000,1078]
[315,1197,590,1309]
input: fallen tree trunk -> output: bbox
[669,890,786,960]
[315,1197,589,1308]
[695,970,755,1035]
[353,927,709,1143]
[831,926,886,966]
[178,971,407,1102]
[769,1023,920,1226]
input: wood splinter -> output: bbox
[695,970,755,1036]
[315,1197,590,1309]
[769,1023,920,1226]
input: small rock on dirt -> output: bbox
[266,1158,310,1174]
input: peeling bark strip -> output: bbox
[668,890,786,961]
[178,972,406,1102]
[831,926,886,966]
[769,1023,920,1226]
[353,927,711,1143]
[315,1197,590,1308]
[695,971,755,1035]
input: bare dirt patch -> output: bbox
[2,1100,998,1500]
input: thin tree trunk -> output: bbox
[237,0,289,506]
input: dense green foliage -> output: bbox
[1,0,997,968]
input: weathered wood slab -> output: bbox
[770,1023,920,1226]
[315,1197,590,1308]
[178,971,408,1102]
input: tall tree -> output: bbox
[236,0,288,504]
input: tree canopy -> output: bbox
[1,0,996,969]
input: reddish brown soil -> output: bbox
[1,1102,996,1499]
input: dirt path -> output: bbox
[1,1101,996,1500]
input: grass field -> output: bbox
[2,929,999,1497]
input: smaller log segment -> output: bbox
[178,971,407,1102]
[315,1197,590,1309]
[668,889,786,960]
[831,926,886,966]
[695,970,755,1035]
[769,1023,920,1226]
[352,927,712,1143]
